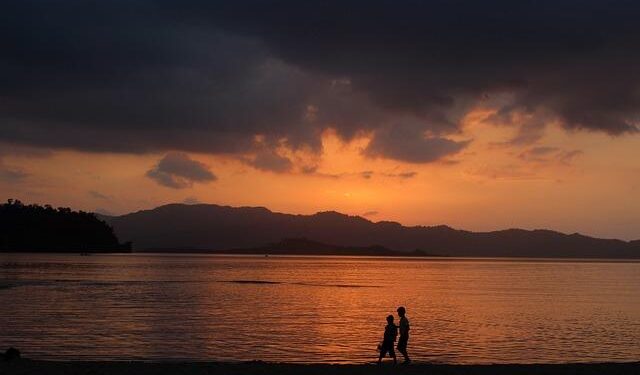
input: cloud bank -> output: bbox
[2,0,639,170]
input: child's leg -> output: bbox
[398,337,410,362]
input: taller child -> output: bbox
[396,306,411,364]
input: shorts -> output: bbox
[397,335,409,351]
[380,340,395,357]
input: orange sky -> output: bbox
[2,107,639,240]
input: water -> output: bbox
[1,253,639,364]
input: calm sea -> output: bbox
[1,254,639,364]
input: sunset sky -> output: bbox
[2,1,640,240]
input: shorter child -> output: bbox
[377,315,398,365]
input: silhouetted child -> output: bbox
[397,306,411,364]
[377,315,398,365]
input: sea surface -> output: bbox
[1,253,639,364]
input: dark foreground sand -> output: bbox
[1,360,639,375]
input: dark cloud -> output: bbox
[0,143,53,158]
[146,152,216,189]
[362,211,379,217]
[364,127,469,163]
[243,148,294,173]
[2,0,639,165]
[204,1,640,133]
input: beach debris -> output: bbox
[2,347,21,361]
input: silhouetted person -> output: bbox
[397,306,411,364]
[377,315,398,365]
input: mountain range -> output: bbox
[100,203,640,258]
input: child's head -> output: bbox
[386,315,394,324]
[397,306,406,317]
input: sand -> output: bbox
[1,360,639,375]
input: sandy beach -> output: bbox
[1,360,638,375]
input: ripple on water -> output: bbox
[1,254,640,364]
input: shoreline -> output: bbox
[4,252,640,261]
[2,360,638,375]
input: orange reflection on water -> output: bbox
[2,254,640,363]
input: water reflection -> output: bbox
[1,254,639,363]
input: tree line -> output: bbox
[0,199,131,252]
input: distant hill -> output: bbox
[101,203,640,258]
[143,237,433,257]
[1,199,131,252]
